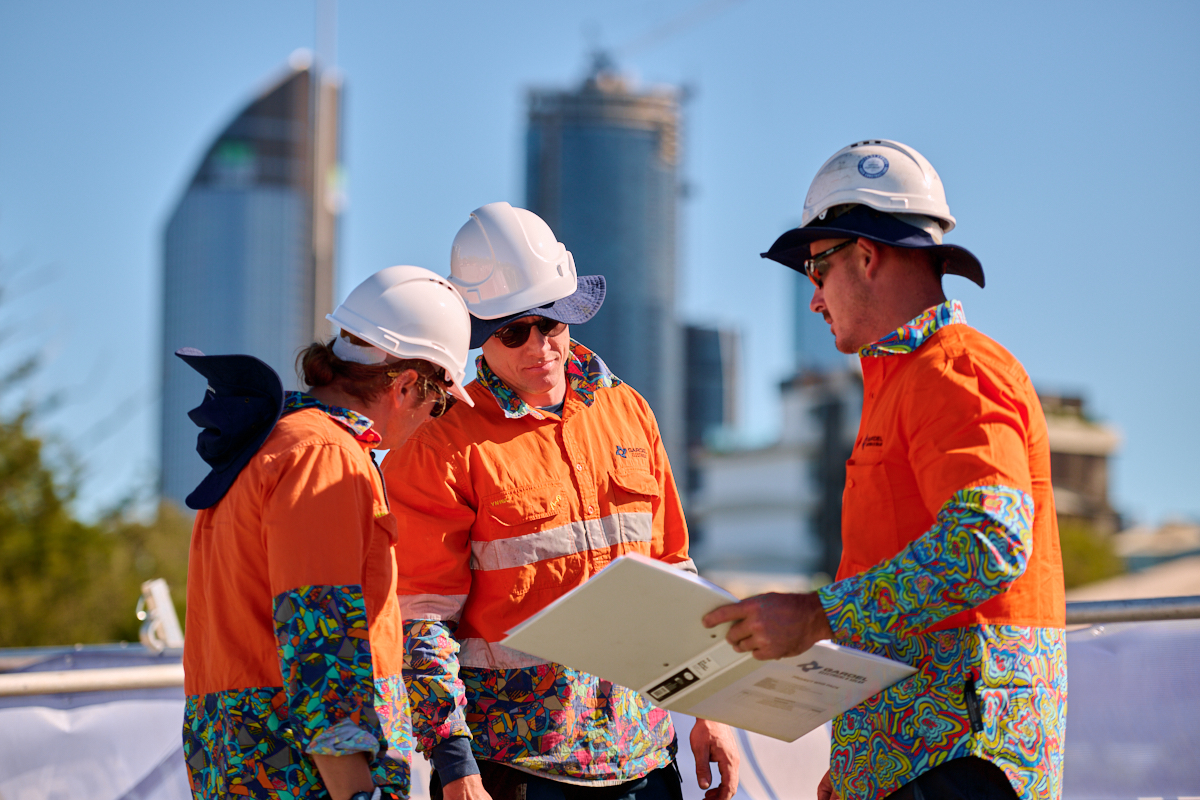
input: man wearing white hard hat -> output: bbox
[384,203,739,800]
[180,266,473,800]
[704,142,1067,800]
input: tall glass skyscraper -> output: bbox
[525,61,684,466]
[159,55,341,508]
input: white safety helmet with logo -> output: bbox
[326,265,475,406]
[763,139,985,287]
[801,140,956,233]
[449,202,607,348]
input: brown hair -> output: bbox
[297,331,448,405]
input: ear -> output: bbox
[858,238,886,281]
[390,368,421,399]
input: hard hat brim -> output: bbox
[762,206,985,288]
[469,275,606,349]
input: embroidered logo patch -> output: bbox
[616,446,627,458]
[861,435,883,448]
[858,154,889,179]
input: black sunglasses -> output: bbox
[802,238,857,289]
[492,317,567,349]
[427,381,457,418]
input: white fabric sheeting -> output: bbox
[1,619,1198,799]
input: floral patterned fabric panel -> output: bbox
[460,663,676,784]
[402,619,676,784]
[476,340,621,419]
[284,391,382,445]
[183,685,410,799]
[859,299,968,357]
[403,618,473,752]
[273,584,383,755]
[820,486,1064,800]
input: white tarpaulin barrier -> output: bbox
[2,621,1199,800]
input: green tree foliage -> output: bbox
[1059,518,1126,590]
[0,408,190,647]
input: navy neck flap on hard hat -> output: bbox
[175,347,285,510]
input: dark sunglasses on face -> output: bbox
[803,238,858,289]
[492,317,567,349]
[427,381,457,418]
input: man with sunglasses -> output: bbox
[703,142,1066,800]
[383,202,739,800]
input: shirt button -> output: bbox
[575,464,583,471]
[587,505,594,514]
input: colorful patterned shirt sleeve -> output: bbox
[819,485,1034,646]
[402,618,472,752]
[273,585,383,755]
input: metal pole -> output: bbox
[0,664,184,697]
[1065,595,1200,625]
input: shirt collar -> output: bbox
[477,339,622,420]
[858,299,967,357]
[284,391,382,445]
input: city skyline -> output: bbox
[526,61,688,470]
[1,1,1197,526]
[158,57,341,508]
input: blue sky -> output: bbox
[1,1,1197,525]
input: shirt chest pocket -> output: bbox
[607,467,659,551]
[479,483,566,537]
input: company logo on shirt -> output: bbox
[861,435,883,448]
[615,445,649,459]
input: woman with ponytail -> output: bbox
[178,266,473,800]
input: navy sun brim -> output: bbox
[469,274,606,349]
[176,347,285,510]
[761,205,985,288]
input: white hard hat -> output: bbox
[449,202,579,320]
[326,265,475,406]
[449,202,606,348]
[763,140,985,287]
[802,139,956,232]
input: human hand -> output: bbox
[817,769,838,800]
[701,592,833,661]
[689,718,740,800]
[310,752,375,800]
[442,774,493,800]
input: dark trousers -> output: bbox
[884,757,1019,800]
[431,761,684,800]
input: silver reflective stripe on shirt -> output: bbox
[470,512,653,571]
[458,638,550,669]
[399,593,468,623]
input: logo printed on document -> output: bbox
[798,660,822,673]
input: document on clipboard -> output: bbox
[501,553,916,742]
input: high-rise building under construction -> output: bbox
[525,60,685,466]
[159,54,341,508]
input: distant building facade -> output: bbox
[682,325,739,533]
[692,273,860,574]
[1040,393,1121,533]
[691,368,861,575]
[525,60,685,468]
[159,57,341,508]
